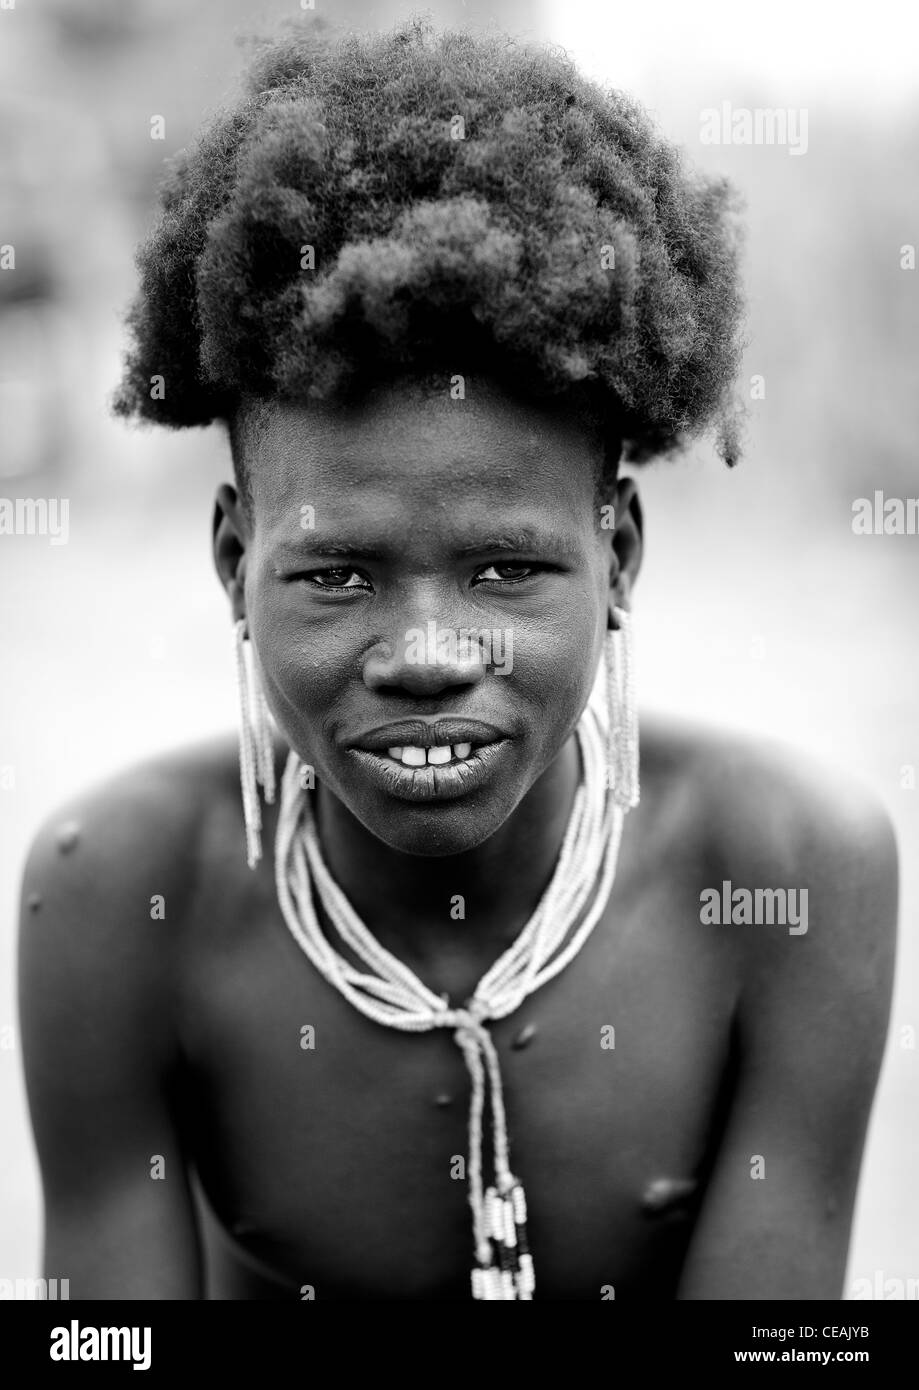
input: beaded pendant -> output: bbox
[471,1179,535,1300]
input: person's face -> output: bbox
[214,377,641,856]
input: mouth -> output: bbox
[346,719,511,803]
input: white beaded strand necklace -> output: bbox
[272,673,629,1300]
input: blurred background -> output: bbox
[1,0,917,1296]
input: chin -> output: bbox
[346,786,524,858]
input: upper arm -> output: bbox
[677,759,898,1300]
[17,765,205,1299]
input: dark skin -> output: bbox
[18,378,898,1299]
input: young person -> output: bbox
[18,19,897,1300]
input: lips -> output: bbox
[348,740,510,802]
[349,718,506,753]
[346,718,511,803]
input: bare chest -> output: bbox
[176,860,737,1300]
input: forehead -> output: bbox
[242,380,604,526]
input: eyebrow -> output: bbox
[275,527,573,563]
[277,541,388,561]
[454,529,570,559]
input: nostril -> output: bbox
[365,664,485,697]
[362,640,487,694]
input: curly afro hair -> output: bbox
[113,16,745,503]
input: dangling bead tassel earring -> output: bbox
[606,605,640,811]
[234,618,276,869]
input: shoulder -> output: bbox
[698,722,897,951]
[642,715,898,1001]
[642,720,898,1224]
[644,718,897,1100]
[17,734,250,1057]
[643,714,898,900]
[15,740,244,1294]
[18,732,243,917]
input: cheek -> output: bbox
[247,582,355,736]
[510,600,603,736]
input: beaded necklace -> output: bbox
[273,690,625,1300]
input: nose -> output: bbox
[363,620,488,697]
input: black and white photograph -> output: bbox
[1,0,917,1351]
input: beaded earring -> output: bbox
[234,618,276,868]
[606,605,640,810]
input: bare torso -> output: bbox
[175,726,738,1300]
[18,721,897,1300]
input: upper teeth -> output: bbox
[387,743,473,766]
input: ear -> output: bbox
[212,483,250,625]
[607,477,643,624]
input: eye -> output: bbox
[302,567,372,592]
[475,562,542,583]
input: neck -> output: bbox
[312,734,582,975]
